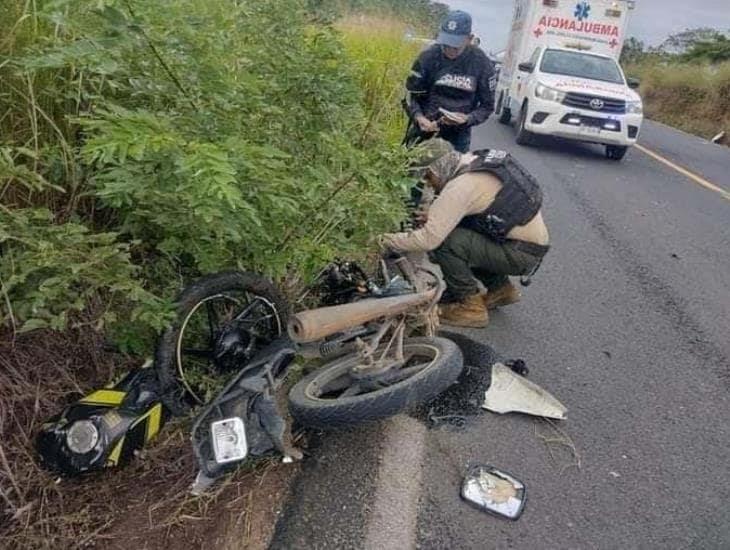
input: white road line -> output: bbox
[635,144,730,202]
[364,416,427,550]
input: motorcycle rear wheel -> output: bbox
[288,336,463,429]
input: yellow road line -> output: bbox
[635,144,730,202]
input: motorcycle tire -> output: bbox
[155,271,288,416]
[288,336,463,429]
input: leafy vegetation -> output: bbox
[0,0,435,350]
[682,34,730,63]
[621,29,730,140]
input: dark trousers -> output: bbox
[438,126,471,153]
[430,228,548,302]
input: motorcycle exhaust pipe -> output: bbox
[287,289,437,344]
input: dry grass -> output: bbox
[337,14,424,145]
[627,60,730,140]
[534,419,582,474]
[0,325,298,549]
[0,325,119,548]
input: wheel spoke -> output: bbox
[237,313,274,324]
[234,297,264,321]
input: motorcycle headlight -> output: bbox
[626,101,643,114]
[66,420,99,454]
[535,83,566,103]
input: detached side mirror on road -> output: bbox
[627,77,641,89]
[517,62,534,73]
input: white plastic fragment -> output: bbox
[482,363,567,420]
[190,471,216,496]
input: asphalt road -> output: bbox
[270,120,730,550]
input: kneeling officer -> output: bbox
[381,141,549,328]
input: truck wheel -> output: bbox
[515,104,534,146]
[288,337,463,429]
[605,145,628,161]
[497,93,511,125]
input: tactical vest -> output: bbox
[456,149,542,243]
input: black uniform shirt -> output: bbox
[405,44,496,127]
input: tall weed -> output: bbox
[627,60,730,138]
[338,14,424,145]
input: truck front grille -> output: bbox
[562,92,626,114]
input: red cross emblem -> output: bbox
[534,27,543,38]
[609,38,618,48]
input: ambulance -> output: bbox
[495,0,642,160]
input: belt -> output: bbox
[507,239,550,257]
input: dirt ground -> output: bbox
[0,328,299,550]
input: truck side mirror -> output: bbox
[517,62,534,73]
[627,77,641,89]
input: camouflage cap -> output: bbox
[409,138,455,176]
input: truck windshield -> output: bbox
[540,49,624,84]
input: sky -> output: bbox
[443,0,730,52]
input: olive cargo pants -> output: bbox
[430,228,548,302]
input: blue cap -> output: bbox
[437,10,472,48]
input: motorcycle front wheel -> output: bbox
[155,271,288,416]
[288,336,462,429]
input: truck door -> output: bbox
[515,47,541,106]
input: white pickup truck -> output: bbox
[495,0,643,160]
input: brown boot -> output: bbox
[439,293,489,328]
[484,281,522,310]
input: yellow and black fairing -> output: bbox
[36,368,168,476]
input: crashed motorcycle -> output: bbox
[152,255,464,487]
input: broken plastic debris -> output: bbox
[461,465,526,520]
[482,363,567,420]
[190,470,216,496]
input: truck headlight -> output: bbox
[535,83,566,103]
[626,101,643,114]
[66,420,99,454]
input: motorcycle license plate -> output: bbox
[211,417,248,464]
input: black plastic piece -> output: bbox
[505,359,529,377]
[531,112,549,124]
[36,369,167,476]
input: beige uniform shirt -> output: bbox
[383,171,549,253]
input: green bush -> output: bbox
[1,0,417,349]
[683,34,730,63]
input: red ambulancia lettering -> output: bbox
[538,15,619,37]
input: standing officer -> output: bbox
[403,10,495,153]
